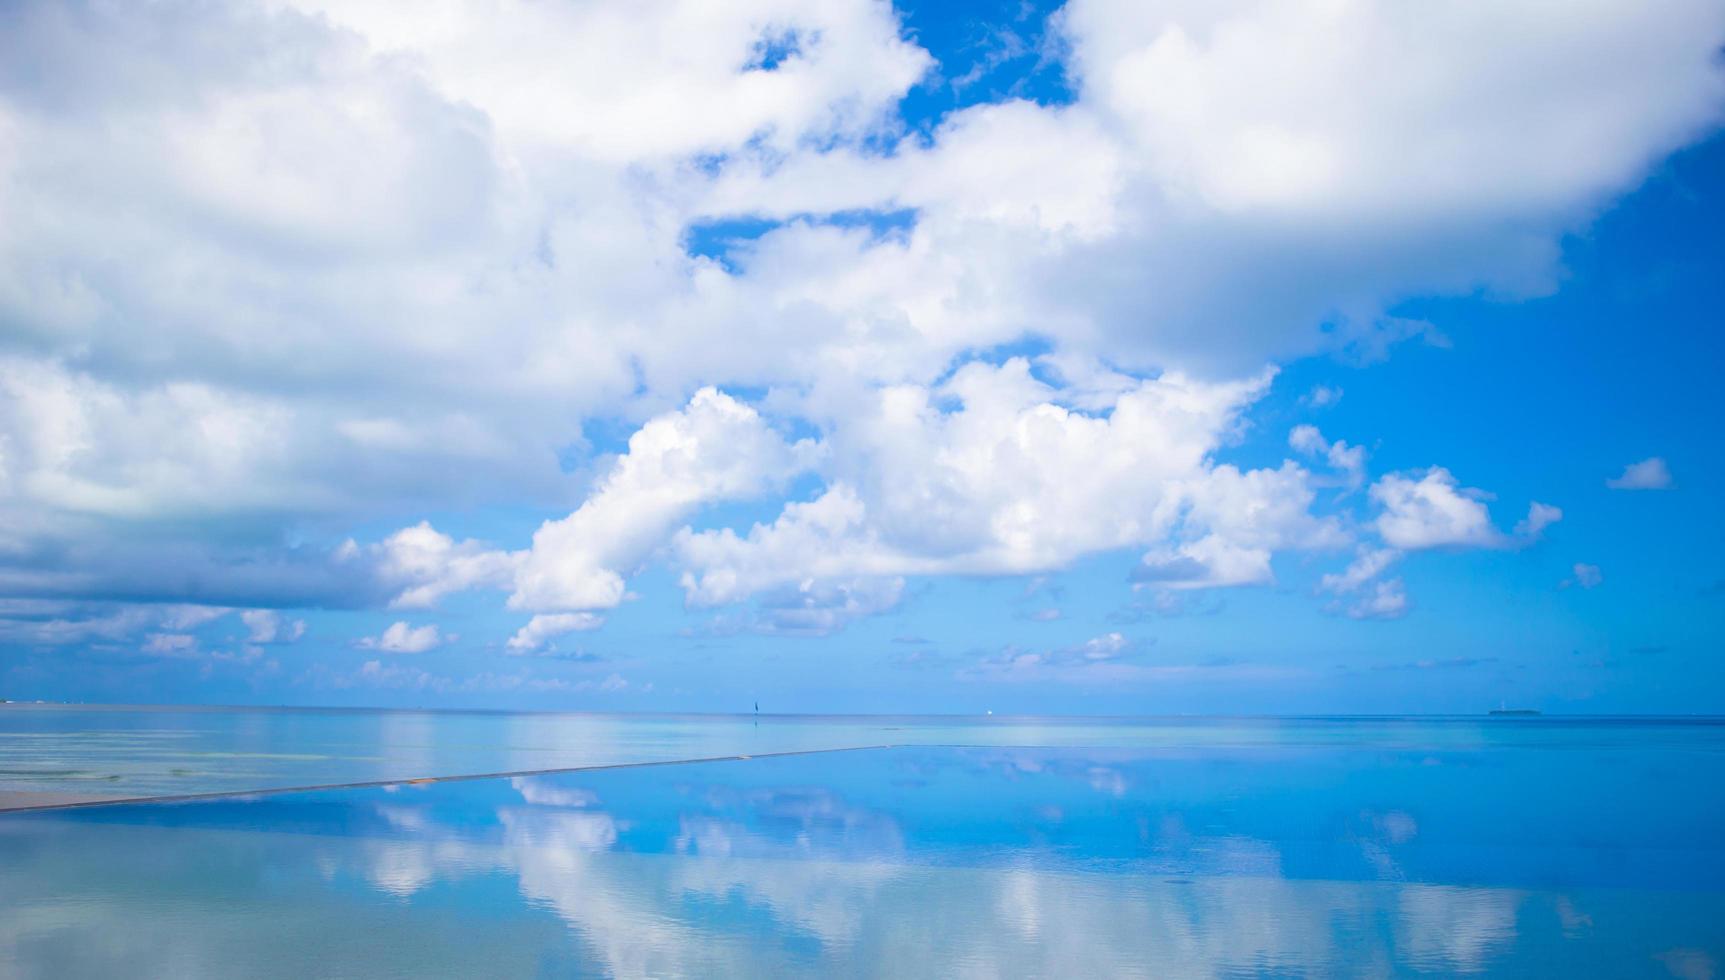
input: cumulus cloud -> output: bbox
[1309,476,1553,618]
[358,621,446,654]
[1370,469,1503,550]
[506,613,605,653]
[1314,473,1558,618]
[1514,502,1563,540]
[241,609,305,644]
[1059,0,1724,223]
[749,577,908,635]
[711,0,1725,371]
[341,387,817,625]
[1289,425,1366,489]
[366,524,520,610]
[0,0,1719,636]
[1606,457,1673,490]
[1316,547,1409,620]
[349,358,1543,630]
[511,388,817,612]
[677,360,1343,603]
[285,0,930,161]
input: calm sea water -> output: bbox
[0,705,1643,800]
[2,709,1722,977]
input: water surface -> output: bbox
[4,705,1705,800]
[2,714,1721,977]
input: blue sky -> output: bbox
[1,0,1722,713]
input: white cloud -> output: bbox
[1343,578,1409,620]
[1071,631,1131,661]
[1301,385,1342,409]
[965,630,1144,680]
[712,0,1725,371]
[241,609,305,644]
[0,358,306,520]
[358,621,445,654]
[506,613,605,653]
[142,632,198,656]
[367,523,519,610]
[1606,456,1672,490]
[1320,547,1402,596]
[676,485,882,606]
[1289,425,1366,489]
[0,602,210,647]
[1371,468,1502,550]
[511,387,816,612]
[0,0,1718,622]
[348,388,815,621]
[1314,475,1547,613]
[677,360,1343,604]
[1570,563,1603,589]
[749,577,906,635]
[1143,462,1349,588]
[1514,502,1563,539]
[279,0,930,161]
[1063,0,1725,220]
[1317,547,1408,620]
[160,605,232,631]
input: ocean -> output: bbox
[2,707,1722,977]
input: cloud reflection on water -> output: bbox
[3,744,1722,978]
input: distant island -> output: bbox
[1488,708,1542,716]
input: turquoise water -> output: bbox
[0,705,1648,800]
[2,711,1723,976]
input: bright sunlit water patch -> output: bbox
[2,717,1722,977]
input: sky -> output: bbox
[1,0,1723,714]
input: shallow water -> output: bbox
[2,714,1723,977]
[4,704,1713,800]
